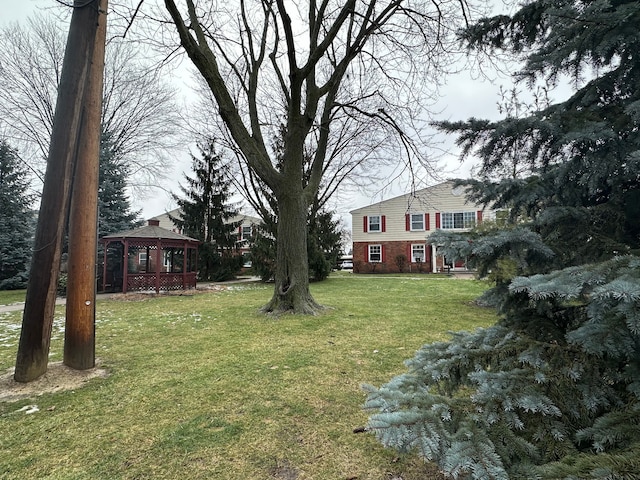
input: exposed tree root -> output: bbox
[261,291,325,316]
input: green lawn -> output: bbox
[0,289,27,307]
[0,274,496,479]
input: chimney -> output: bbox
[148,219,160,226]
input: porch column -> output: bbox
[431,244,438,273]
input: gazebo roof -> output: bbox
[101,219,199,243]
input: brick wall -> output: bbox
[353,241,432,274]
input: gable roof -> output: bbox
[350,180,469,215]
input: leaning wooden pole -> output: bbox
[64,0,108,370]
[14,1,101,383]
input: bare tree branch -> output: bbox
[0,12,183,196]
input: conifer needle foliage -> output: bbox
[0,140,35,290]
[364,1,640,478]
[171,140,243,282]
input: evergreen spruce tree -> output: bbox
[307,207,344,281]
[364,2,640,478]
[98,133,142,237]
[171,141,242,282]
[249,212,278,283]
[0,140,35,290]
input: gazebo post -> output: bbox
[155,239,162,293]
[123,239,129,293]
[183,241,187,290]
[102,240,109,292]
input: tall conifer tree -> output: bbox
[98,133,141,237]
[0,140,35,290]
[171,141,242,281]
[364,2,640,478]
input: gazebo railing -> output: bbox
[125,272,197,293]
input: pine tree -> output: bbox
[0,140,36,290]
[171,141,242,282]
[307,208,344,281]
[98,133,142,237]
[364,1,640,478]
[249,212,278,283]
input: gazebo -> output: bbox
[100,219,199,293]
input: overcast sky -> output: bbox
[1,0,47,24]
[2,0,513,227]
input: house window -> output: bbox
[241,225,252,241]
[368,244,382,262]
[441,211,476,229]
[368,215,381,232]
[411,214,424,231]
[138,252,147,263]
[411,244,425,263]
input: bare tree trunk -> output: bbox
[64,0,108,370]
[262,189,323,315]
[14,1,101,383]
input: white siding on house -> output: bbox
[149,209,262,235]
[151,209,181,232]
[350,181,490,242]
[229,213,262,227]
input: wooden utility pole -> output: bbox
[14,0,102,383]
[65,0,108,370]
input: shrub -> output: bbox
[394,254,407,273]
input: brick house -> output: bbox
[350,181,492,274]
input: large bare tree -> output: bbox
[0,13,183,194]
[159,0,469,314]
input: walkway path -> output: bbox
[0,292,108,314]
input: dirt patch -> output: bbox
[0,361,109,403]
[107,284,230,303]
[269,459,299,480]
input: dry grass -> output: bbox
[0,274,495,479]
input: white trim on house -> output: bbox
[411,243,426,263]
[440,211,477,230]
[368,244,382,262]
[409,213,425,231]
